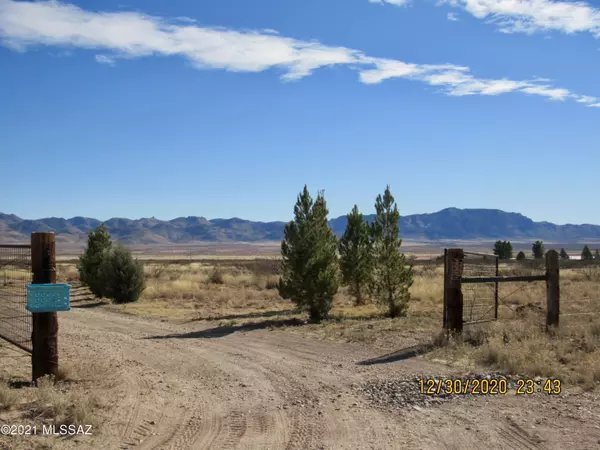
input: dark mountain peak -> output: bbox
[1,209,599,244]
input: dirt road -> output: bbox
[60,307,600,450]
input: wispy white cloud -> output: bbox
[374,0,600,39]
[359,57,594,102]
[369,0,411,6]
[442,0,600,38]
[95,54,116,66]
[0,0,360,81]
[0,0,596,108]
[447,12,460,21]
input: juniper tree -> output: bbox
[516,251,526,261]
[581,245,594,260]
[99,244,145,304]
[532,241,545,259]
[369,186,413,318]
[595,249,600,261]
[339,205,373,306]
[493,240,513,260]
[559,248,569,260]
[78,223,112,298]
[278,186,339,322]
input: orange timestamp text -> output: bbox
[418,378,561,396]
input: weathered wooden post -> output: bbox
[444,248,464,333]
[442,249,447,329]
[31,232,59,382]
[545,249,560,331]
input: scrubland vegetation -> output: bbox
[58,256,600,389]
[63,185,600,391]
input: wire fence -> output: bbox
[0,245,32,353]
[461,252,498,324]
[560,264,600,329]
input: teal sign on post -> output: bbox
[26,284,71,313]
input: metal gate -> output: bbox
[461,251,499,324]
[0,244,33,352]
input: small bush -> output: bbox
[0,383,18,410]
[99,244,145,304]
[265,276,279,290]
[209,267,224,284]
[149,264,167,279]
[580,265,600,282]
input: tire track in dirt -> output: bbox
[118,371,147,449]
[182,341,295,449]
[231,335,400,448]
[496,417,547,450]
[62,311,222,450]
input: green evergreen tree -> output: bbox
[339,205,373,306]
[493,240,513,260]
[278,186,339,322]
[595,249,600,261]
[99,244,145,304]
[78,223,112,298]
[516,251,526,261]
[532,241,545,259]
[369,186,413,318]
[559,248,569,260]
[581,245,594,260]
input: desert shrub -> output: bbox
[99,244,145,304]
[580,265,600,282]
[149,264,167,279]
[209,267,225,284]
[516,251,526,261]
[265,276,279,290]
[0,383,18,410]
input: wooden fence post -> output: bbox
[444,248,464,333]
[31,232,59,383]
[546,249,560,331]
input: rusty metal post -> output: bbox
[494,256,499,320]
[444,248,464,333]
[546,249,560,332]
[31,232,58,383]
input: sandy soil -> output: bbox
[6,307,600,450]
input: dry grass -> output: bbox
[0,345,116,449]
[430,317,600,390]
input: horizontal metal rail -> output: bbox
[463,251,498,258]
[0,244,31,249]
[461,275,547,284]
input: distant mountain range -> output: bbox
[1,209,600,244]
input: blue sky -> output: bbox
[1,0,599,225]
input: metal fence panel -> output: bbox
[461,251,499,324]
[0,245,32,352]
